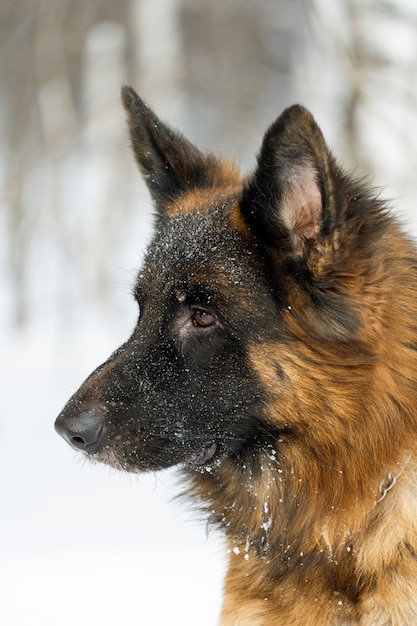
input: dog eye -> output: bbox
[191,309,217,328]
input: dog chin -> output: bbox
[86,441,220,473]
[87,448,140,473]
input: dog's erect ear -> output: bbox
[241,105,337,257]
[121,86,230,210]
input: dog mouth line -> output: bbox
[188,441,218,465]
[87,438,219,468]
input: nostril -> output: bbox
[72,435,88,447]
[69,429,103,448]
[55,411,106,452]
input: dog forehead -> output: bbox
[140,206,252,296]
[150,209,231,264]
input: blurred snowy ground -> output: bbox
[1,318,225,626]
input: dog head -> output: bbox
[55,87,383,476]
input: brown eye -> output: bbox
[191,309,216,328]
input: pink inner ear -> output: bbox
[280,165,322,252]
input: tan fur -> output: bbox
[165,159,241,218]
[213,220,417,624]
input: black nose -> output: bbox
[55,410,106,452]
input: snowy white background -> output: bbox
[2,1,417,625]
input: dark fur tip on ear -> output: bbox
[241,104,336,257]
[121,86,152,121]
[121,85,228,212]
[121,85,139,112]
[121,87,204,211]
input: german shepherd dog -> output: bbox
[55,86,417,625]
